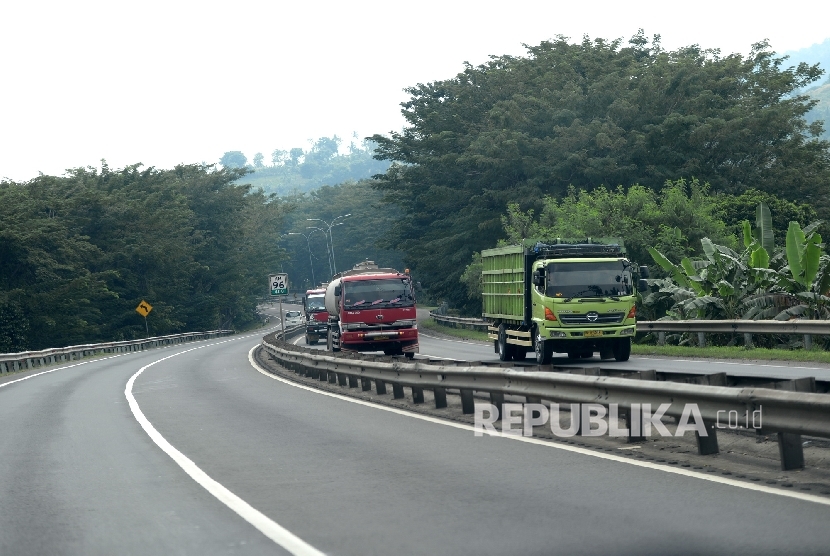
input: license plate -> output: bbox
[374,336,389,341]
[584,330,603,338]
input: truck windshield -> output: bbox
[344,279,414,309]
[546,261,631,298]
[306,295,325,311]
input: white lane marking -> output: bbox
[249,346,830,508]
[0,328,279,392]
[126,337,324,556]
[0,354,127,389]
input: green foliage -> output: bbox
[0,163,289,350]
[645,201,830,323]
[714,188,819,241]
[505,179,734,271]
[371,33,830,313]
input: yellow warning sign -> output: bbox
[135,300,153,317]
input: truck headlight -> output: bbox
[620,328,635,336]
[549,331,567,338]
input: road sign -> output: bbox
[135,300,153,317]
[269,274,288,296]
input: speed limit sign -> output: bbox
[269,274,288,296]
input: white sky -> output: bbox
[1,0,828,182]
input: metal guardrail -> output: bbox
[260,335,830,471]
[428,312,489,331]
[429,312,830,348]
[0,330,234,374]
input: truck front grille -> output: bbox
[559,312,625,325]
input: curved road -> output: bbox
[2,316,830,554]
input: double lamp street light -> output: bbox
[287,214,351,290]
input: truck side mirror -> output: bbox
[334,285,341,297]
[639,265,650,279]
[638,279,649,292]
[532,268,545,287]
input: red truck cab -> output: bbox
[303,288,329,345]
[325,263,418,358]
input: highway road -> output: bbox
[2,311,830,554]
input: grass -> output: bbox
[418,317,830,364]
[631,344,830,364]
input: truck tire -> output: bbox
[614,337,631,361]
[534,328,553,365]
[497,325,513,361]
[304,335,310,345]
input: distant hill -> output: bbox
[228,136,391,197]
[784,38,830,82]
[785,38,830,141]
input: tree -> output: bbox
[253,152,265,168]
[369,33,830,312]
[0,162,291,349]
[220,151,248,168]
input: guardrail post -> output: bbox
[804,334,813,351]
[337,373,348,386]
[348,375,359,388]
[657,332,666,346]
[392,383,405,399]
[696,422,720,455]
[319,370,328,382]
[744,333,753,348]
[361,378,372,391]
[375,380,387,395]
[779,377,812,470]
[778,432,805,470]
[434,387,447,408]
[490,392,504,420]
[412,387,425,404]
[328,371,337,383]
[697,332,706,347]
[460,389,475,414]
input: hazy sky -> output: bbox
[2,0,828,181]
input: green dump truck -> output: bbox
[481,239,648,364]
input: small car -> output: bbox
[282,310,305,328]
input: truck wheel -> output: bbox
[497,325,513,361]
[599,347,614,360]
[614,337,631,361]
[304,335,309,345]
[534,328,553,365]
[404,352,415,359]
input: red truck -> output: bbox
[302,287,329,345]
[324,261,418,358]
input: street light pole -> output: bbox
[287,232,316,286]
[307,214,351,275]
[306,226,333,276]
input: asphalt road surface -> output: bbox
[3,320,830,554]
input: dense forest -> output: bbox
[0,164,289,351]
[370,33,830,314]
